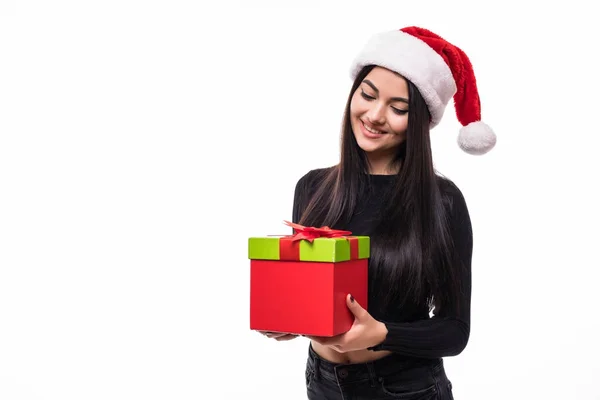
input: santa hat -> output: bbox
[349,26,496,155]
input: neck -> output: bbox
[366,154,400,175]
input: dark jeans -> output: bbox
[305,344,454,399]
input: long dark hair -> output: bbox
[297,65,462,317]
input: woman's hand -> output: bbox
[258,331,299,341]
[306,294,388,353]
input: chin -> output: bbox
[354,137,379,154]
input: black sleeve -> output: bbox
[368,184,473,358]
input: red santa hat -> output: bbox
[350,26,497,155]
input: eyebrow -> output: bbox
[363,79,409,104]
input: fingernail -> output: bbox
[350,294,354,303]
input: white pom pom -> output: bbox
[458,121,497,155]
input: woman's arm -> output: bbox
[368,183,473,358]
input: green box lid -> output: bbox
[248,236,370,262]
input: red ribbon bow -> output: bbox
[283,220,352,243]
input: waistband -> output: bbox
[307,343,443,385]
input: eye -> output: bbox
[392,107,408,115]
[360,90,375,100]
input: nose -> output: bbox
[366,103,386,125]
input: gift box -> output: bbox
[249,221,369,337]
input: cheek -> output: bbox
[349,93,365,118]
[388,116,408,134]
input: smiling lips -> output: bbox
[361,120,387,138]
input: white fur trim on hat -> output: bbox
[349,30,457,128]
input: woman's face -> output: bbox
[350,66,409,159]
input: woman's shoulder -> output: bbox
[436,175,469,214]
[292,166,336,221]
[436,174,462,195]
[436,175,472,234]
[294,165,336,192]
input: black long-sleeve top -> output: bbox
[292,168,473,359]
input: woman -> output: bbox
[262,26,496,399]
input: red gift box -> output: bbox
[249,221,369,337]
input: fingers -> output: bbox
[261,331,283,338]
[259,331,298,340]
[346,293,368,320]
[275,334,298,341]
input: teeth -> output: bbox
[364,122,384,134]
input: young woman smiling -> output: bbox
[263,26,496,400]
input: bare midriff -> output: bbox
[311,340,393,364]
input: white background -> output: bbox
[1,1,599,399]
